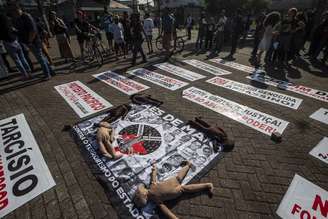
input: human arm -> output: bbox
[150,164,157,184]
[158,204,179,219]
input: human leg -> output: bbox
[29,43,52,78]
[181,183,213,193]
[4,41,30,77]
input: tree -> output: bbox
[204,0,269,15]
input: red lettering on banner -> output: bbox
[292,204,301,214]
[0,159,8,210]
[312,195,328,217]
[294,85,312,93]
[265,126,274,133]
[213,78,228,85]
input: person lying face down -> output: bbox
[134,161,213,219]
[96,121,123,159]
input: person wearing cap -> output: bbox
[134,161,213,219]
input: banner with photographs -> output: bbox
[182,87,289,136]
[55,81,113,118]
[127,68,189,91]
[247,73,328,103]
[183,59,232,75]
[93,71,150,95]
[210,58,256,73]
[72,104,224,219]
[0,114,56,217]
[207,77,303,110]
[154,63,206,81]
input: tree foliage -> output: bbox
[204,0,269,15]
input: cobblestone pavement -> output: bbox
[1,31,328,219]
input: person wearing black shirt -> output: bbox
[0,13,31,79]
[205,17,215,50]
[251,13,265,59]
[121,12,132,53]
[227,9,244,59]
[8,2,53,79]
[130,13,147,66]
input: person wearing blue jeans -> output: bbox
[4,40,31,78]
[9,2,54,79]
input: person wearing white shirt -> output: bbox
[213,10,227,54]
[186,15,193,40]
[143,13,154,53]
[111,16,126,59]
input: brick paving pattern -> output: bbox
[1,31,328,219]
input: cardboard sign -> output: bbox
[210,58,256,73]
[93,71,150,95]
[309,137,328,165]
[54,81,113,118]
[207,77,303,110]
[154,62,206,81]
[72,104,224,219]
[183,59,232,75]
[182,87,289,135]
[276,174,328,219]
[247,73,328,103]
[127,68,189,91]
[310,108,328,125]
[0,114,56,217]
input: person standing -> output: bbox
[36,17,53,65]
[227,9,244,60]
[256,12,281,65]
[9,2,53,79]
[143,13,154,54]
[130,13,147,65]
[195,12,207,51]
[185,14,193,40]
[49,11,74,62]
[111,16,126,59]
[102,10,113,53]
[121,12,132,53]
[0,41,9,78]
[292,12,306,59]
[205,17,215,50]
[161,9,175,57]
[212,10,227,56]
[250,13,265,60]
[0,13,31,79]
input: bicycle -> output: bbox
[155,33,185,53]
[84,33,104,66]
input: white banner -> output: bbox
[309,137,328,165]
[183,59,232,76]
[310,108,328,125]
[210,58,256,73]
[247,73,328,103]
[93,71,150,95]
[127,68,189,91]
[0,114,56,217]
[182,87,289,135]
[54,81,113,118]
[207,77,303,110]
[276,174,328,219]
[154,62,205,81]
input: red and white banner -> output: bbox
[247,73,328,103]
[207,77,303,110]
[210,58,256,73]
[54,81,113,118]
[309,137,328,165]
[93,71,149,95]
[154,62,206,81]
[183,59,232,75]
[127,68,189,91]
[310,108,328,125]
[0,114,56,217]
[276,174,328,219]
[182,87,289,135]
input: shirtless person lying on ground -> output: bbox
[96,121,123,159]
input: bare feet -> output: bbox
[208,183,214,198]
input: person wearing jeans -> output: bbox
[9,2,53,79]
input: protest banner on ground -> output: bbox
[93,71,150,95]
[183,59,232,75]
[72,103,224,219]
[276,174,328,219]
[127,68,189,91]
[210,58,256,73]
[207,77,303,110]
[154,62,206,81]
[55,81,113,118]
[0,114,56,217]
[309,137,328,165]
[182,87,289,135]
[310,108,328,125]
[247,73,328,103]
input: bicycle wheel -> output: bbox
[93,46,104,66]
[84,44,94,64]
[175,37,185,53]
[155,36,163,51]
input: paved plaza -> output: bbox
[0,32,328,219]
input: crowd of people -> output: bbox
[0,2,327,82]
[193,8,328,66]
